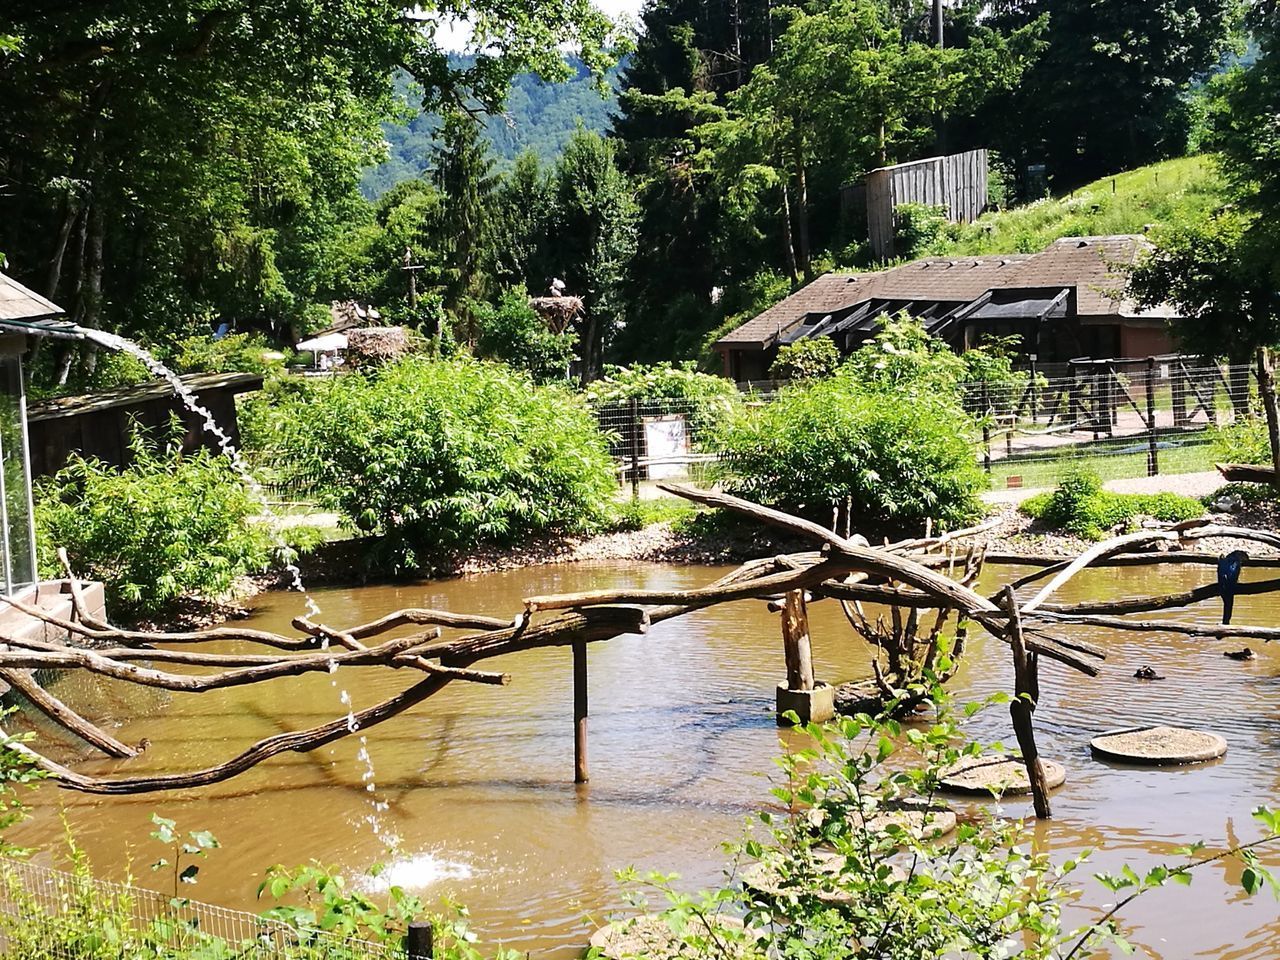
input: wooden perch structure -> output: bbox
[3,488,1280,797]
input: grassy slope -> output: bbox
[942,155,1227,256]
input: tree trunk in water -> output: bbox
[780,178,799,287]
[1256,347,1280,487]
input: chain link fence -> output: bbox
[963,359,1252,489]
[0,856,405,960]
[597,357,1257,496]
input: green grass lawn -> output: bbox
[987,438,1216,490]
[944,155,1226,257]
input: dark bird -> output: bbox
[1133,665,1165,680]
[1217,550,1248,625]
[1224,648,1256,661]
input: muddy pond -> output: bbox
[11,561,1280,958]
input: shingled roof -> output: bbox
[0,271,63,323]
[717,235,1171,349]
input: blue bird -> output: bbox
[1217,550,1248,625]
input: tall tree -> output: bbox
[550,130,638,380]
[982,0,1239,188]
[431,111,499,339]
[0,0,621,383]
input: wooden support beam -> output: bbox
[781,590,814,691]
[573,641,588,784]
[1004,587,1050,819]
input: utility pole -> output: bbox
[400,246,423,311]
[933,0,946,154]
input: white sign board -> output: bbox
[644,415,689,480]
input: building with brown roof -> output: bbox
[715,236,1177,382]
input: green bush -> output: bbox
[709,364,985,532]
[472,289,577,383]
[1020,468,1204,539]
[1212,417,1272,465]
[609,497,698,532]
[770,337,841,382]
[284,356,616,570]
[168,333,290,375]
[35,439,276,617]
[893,202,955,258]
[585,361,739,408]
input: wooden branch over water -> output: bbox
[15,488,1280,795]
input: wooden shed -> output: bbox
[861,149,989,261]
[27,372,263,478]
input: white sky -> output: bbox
[435,0,644,52]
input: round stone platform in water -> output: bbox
[1089,725,1227,766]
[851,802,958,840]
[938,755,1067,796]
[740,851,905,905]
[589,915,751,960]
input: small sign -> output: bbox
[1007,476,1023,489]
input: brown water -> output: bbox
[10,562,1280,958]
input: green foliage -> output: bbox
[770,338,841,382]
[840,313,966,394]
[168,334,291,376]
[34,437,276,618]
[1129,208,1280,364]
[473,289,577,382]
[710,356,985,532]
[609,497,698,532]
[893,202,952,259]
[282,356,616,571]
[979,0,1239,189]
[586,362,739,407]
[1212,417,1273,465]
[1020,468,1204,539]
[946,156,1227,257]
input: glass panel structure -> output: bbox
[0,355,37,594]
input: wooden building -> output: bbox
[27,371,263,478]
[715,235,1178,383]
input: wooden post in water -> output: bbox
[573,640,589,783]
[782,590,814,692]
[1003,586,1050,819]
[406,921,434,960]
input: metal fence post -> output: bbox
[629,398,640,500]
[407,921,434,960]
[1146,357,1159,476]
[981,381,992,474]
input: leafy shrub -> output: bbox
[840,313,966,395]
[709,364,985,532]
[1020,468,1204,539]
[609,497,697,532]
[472,289,577,382]
[1212,416,1271,465]
[168,333,290,375]
[585,361,739,408]
[893,202,955,258]
[284,356,616,570]
[770,337,841,382]
[35,438,276,617]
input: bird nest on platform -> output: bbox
[528,295,583,334]
[345,325,411,366]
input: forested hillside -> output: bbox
[361,59,622,196]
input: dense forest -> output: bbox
[1,0,1276,389]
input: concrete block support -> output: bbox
[776,681,835,726]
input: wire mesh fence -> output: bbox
[964,359,1253,490]
[0,856,400,960]
[598,358,1256,496]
